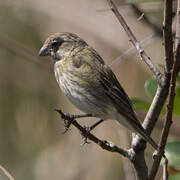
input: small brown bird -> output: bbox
[39,32,158,149]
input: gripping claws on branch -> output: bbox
[80,126,92,145]
[55,109,75,133]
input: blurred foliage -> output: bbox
[131,98,150,111]
[0,3,59,180]
[165,142,180,168]
[165,142,180,179]
[169,174,180,180]
[144,76,157,99]
[132,75,180,180]
[132,76,180,116]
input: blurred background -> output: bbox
[0,0,179,180]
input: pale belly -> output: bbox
[54,63,111,119]
[53,62,140,136]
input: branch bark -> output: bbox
[149,0,180,179]
[163,0,174,73]
[0,164,15,180]
[55,109,131,158]
[106,1,170,179]
[106,0,176,179]
[107,0,162,85]
[131,4,163,37]
[53,1,176,180]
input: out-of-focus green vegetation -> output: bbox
[132,76,180,116]
[132,75,180,180]
[165,142,180,179]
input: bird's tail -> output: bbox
[134,123,158,150]
[116,116,158,150]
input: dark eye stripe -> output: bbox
[52,41,59,47]
[51,39,64,52]
[52,38,64,48]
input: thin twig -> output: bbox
[55,109,130,158]
[142,75,170,134]
[163,0,174,73]
[107,0,162,84]
[131,4,163,37]
[0,32,52,73]
[162,158,168,180]
[149,0,180,179]
[0,164,15,180]
[107,1,173,179]
[110,33,156,69]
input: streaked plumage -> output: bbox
[39,32,158,149]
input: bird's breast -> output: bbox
[53,61,112,118]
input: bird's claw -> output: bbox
[80,126,91,145]
[55,109,75,133]
[62,119,72,134]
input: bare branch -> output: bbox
[107,0,162,84]
[0,164,15,180]
[106,1,175,179]
[142,76,170,134]
[131,150,148,180]
[55,109,130,158]
[0,32,52,73]
[149,1,180,179]
[131,4,163,37]
[110,33,157,69]
[163,0,174,73]
[162,158,168,180]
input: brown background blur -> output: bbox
[0,0,179,180]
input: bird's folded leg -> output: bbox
[69,113,93,119]
[81,119,104,145]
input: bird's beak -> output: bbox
[38,46,49,56]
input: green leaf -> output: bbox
[131,98,150,110]
[144,77,158,99]
[176,75,180,84]
[168,173,180,180]
[165,142,180,168]
[173,86,180,116]
[143,76,180,116]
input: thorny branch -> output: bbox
[55,109,131,158]
[149,0,180,179]
[131,4,163,37]
[107,0,162,85]
[163,0,174,73]
[106,0,178,179]
[106,1,169,179]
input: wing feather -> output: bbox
[99,65,140,124]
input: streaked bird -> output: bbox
[39,32,158,150]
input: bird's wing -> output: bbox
[99,64,140,124]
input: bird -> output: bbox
[39,32,158,150]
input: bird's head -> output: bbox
[39,32,86,61]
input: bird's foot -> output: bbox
[55,109,75,133]
[80,126,91,145]
[80,119,104,145]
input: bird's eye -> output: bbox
[51,41,60,51]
